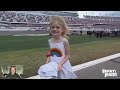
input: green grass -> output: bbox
[0,35,50,52]
[0,35,120,78]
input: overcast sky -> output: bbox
[78,11,120,18]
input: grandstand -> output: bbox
[0,11,120,35]
[34,11,79,17]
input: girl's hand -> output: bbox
[57,63,62,72]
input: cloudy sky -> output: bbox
[78,11,120,18]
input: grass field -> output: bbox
[0,35,120,78]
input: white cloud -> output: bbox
[78,11,120,18]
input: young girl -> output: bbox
[45,16,77,79]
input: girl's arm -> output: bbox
[45,43,51,64]
[46,56,50,64]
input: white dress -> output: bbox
[38,62,58,77]
[49,37,77,79]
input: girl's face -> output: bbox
[50,21,63,37]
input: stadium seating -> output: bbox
[0,11,120,32]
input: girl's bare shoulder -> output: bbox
[62,38,69,45]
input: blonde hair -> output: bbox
[49,16,69,39]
